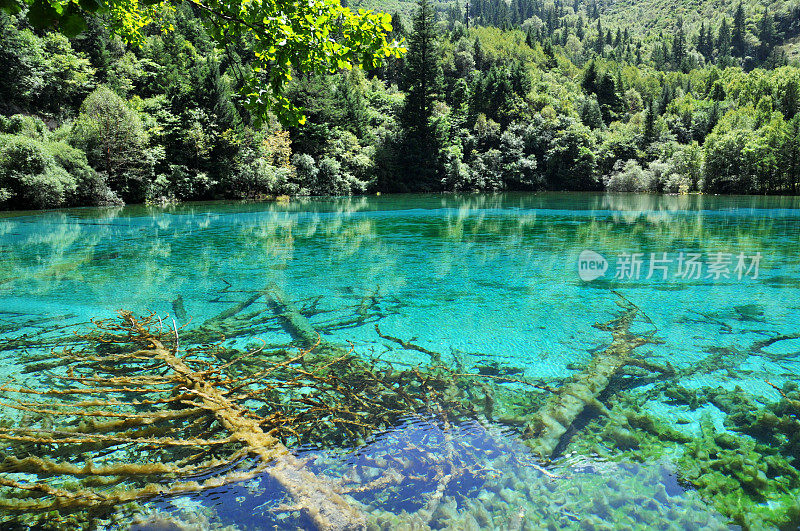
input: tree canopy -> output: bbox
[0,0,405,123]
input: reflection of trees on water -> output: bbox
[0,195,798,309]
[0,198,390,312]
[430,194,797,265]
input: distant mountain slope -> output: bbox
[347,0,452,22]
[594,0,797,35]
[364,0,800,58]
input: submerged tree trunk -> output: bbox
[522,294,672,459]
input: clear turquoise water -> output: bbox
[1,193,799,529]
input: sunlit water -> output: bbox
[1,193,799,529]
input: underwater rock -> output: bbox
[663,386,701,410]
[171,295,188,322]
[499,487,518,505]
[430,496,459,527]
[471,501,492,527]
[677,409,800,529]
[713,433,740,450]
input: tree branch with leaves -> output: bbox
[0,0,405,124]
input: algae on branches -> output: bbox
[0,290,545,529]
[1,285,798,529]
[522,291,674,459]
[0,311,368,530]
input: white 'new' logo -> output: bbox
[578,250,608,281]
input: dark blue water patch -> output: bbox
[135,416,525,529]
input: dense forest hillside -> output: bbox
[2,0,800,209]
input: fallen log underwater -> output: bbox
[521,293,675,459]
[0,288,679,529]
[0,311,367,530]
[0,286,476,530]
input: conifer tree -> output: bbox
[595,19,604,54]
[697,22,713,61]
[582,60,598,94]
[717,18,732,62]
[673,18,687,69]
[642,98,656,146]
[732,3,746,57]
[396,0,443,191]
[757,8,775,61]
[576,16,585,40]
[781,80,799,120]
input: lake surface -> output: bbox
[1,193,799,529]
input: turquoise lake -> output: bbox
[0,193,799,529]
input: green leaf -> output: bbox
[60,12,88,36]
[28,0,60,29]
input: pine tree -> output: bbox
[652,40,668,70]
[698,22,713,61]
[657,82,673,115]
[582,60,598,94]
[447,1,461,29]
[397,0,444,191]
[711,80,726,101]
[510,0,523,24]
[595,19,604,54]
[497,0,510,27]
[673,18,687,69]
[708,101,720,132]
[757,8,776,61]
[642,98,656,146]
[391,12,407,37]
[576,15,585,40]
[732,3,746,57]
[717,18,732,61]
[543,39,557,68]
[781,80,799,119]
[473,36,485,70]
[525,29,535,49]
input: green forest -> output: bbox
[3,0,800,209]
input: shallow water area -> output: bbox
[0,192,799,530]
